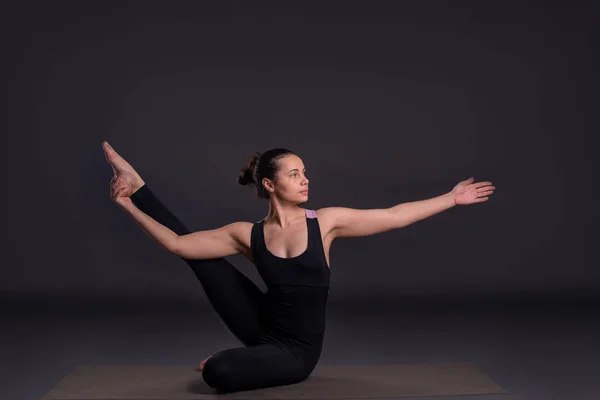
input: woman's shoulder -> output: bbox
[313,207,341,237]
[314,206,339,219]
[220,221,256,253]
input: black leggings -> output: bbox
[130,184,310,392]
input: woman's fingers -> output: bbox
[110,176,129,201]
[109,172,136,205]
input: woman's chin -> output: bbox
[296,196,308,204]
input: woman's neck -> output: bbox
[265,201,303,228]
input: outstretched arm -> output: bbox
[122,201,248,259]
[111,177,246,259]
[322,177,495,239]
[322,193,455,239]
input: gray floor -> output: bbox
[3,295,599,400]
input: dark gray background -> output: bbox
[2,1,597,306]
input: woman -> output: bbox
[102,141,494,393]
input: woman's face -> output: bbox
[266,155,309,203]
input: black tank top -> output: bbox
[251,209,330,288]
[252,209,331,354]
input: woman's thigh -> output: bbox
[202,343,309,392]
[131,184,265,346]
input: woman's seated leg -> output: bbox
[202,343,310,393]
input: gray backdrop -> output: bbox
[2,1,597,306]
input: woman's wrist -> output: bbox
[118,198,135,213]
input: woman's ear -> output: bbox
[262,178,275,192]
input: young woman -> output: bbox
[102,141,494,393]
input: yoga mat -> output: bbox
[42,362,507,399]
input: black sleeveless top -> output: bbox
[252,209,331,357]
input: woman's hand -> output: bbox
[109,175,134,210]
[450,177,495,205]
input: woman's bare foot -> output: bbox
[198,355,213,371]
[102,141,146,196]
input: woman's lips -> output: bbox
[300,190,309,195]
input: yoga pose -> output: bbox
[102,141,495,393]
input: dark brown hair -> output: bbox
[238,148,296,198]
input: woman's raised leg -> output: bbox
[131,184,265,346]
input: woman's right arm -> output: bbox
[123,203,249,259]
[173,221,250,259]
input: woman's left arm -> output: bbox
[320,177,495,239]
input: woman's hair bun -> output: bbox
[237,152,261,186]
